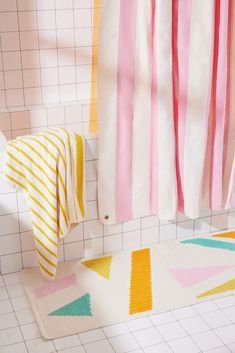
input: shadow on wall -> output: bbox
[0,6,94,108]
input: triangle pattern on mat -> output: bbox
[48,293,92,316]
[213,231,235,239]
[169,266,233,288]
[197,278,235,299]
[81,256,112,279]
[181,238,235,252]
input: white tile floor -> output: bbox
[0,272,235,353]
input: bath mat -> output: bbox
[21,231,235,339]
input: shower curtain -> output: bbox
[98,0,235,225]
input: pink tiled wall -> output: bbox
[0,0,234,275]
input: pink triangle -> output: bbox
[169,266,233,288]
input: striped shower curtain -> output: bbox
[98,0,235,225]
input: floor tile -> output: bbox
[0,312,18,329]
[85,339,115,353]
[149,312,176,326]
[0,299,13,314]
[214,296,235,309]
[222,306,235,323]
[172,306,197,320]
[156,322,187,341]
[0,286,8,300]
[103,323,129,338]
[15,308,35,325]
[168,336,200,353]
[133,327,163,348]
[7,284,24,298]
[78,328,106,344]
[203,346,231,353]
[109,333,140,353]
[53,334,81,351]
[191,330,223,351]
[227,342,235,352]
[26,337,56,353]
[214,324,235,345]
[143,343,172,353]
[3,273,21,286]
[179,316,209,335]
[0,326,23,347]
[58,346,85,353]
[193,301,218,314]
[11,296,30,311]
[127,318,153,332]
[21,322,41,340]
[0,342,28,353]
[201,310,231,329]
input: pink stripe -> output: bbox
[211,0,229,209]
[33,273,76,299]
[116,0,137,222]
[177,0,192,210]
[150,0,158,214]
[172,0,179,211]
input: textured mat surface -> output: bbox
[21,231,235,339]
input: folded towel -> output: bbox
[5,128,85,280]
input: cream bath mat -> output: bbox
[21,231,235,339]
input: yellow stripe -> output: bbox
[36,247,56,268]
[6,163,25,180]
[7,151,67,230]
[38,261,54,278]
[7,154,56,200]
[37,134,66,167]
[63,129,78,220]
[25,137,57,162]
[89,0,100,133]
[33,222,57,247]
[213,231,235,239]
[44,130,65,149]
[75,134,85,217]
[5,174,28,192]
[19,140,56,175]
[8,146,56,187]
[29,194,57,224]
[6,174,62,234]
[56,190,69,228]
[62,128,72,175]
[129,248,152,315]
[34,235,57,258]
[32,208,57,235]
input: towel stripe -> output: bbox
[116,0,137,222]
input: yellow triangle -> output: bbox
[197,278,235,299]
[213,231,235,239]
[81,256,112,280]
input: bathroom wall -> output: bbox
[0,0,234,275]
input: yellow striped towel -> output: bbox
[5,128,85,280]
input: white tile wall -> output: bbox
[0,0,93,108]
[0,0,234,276]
